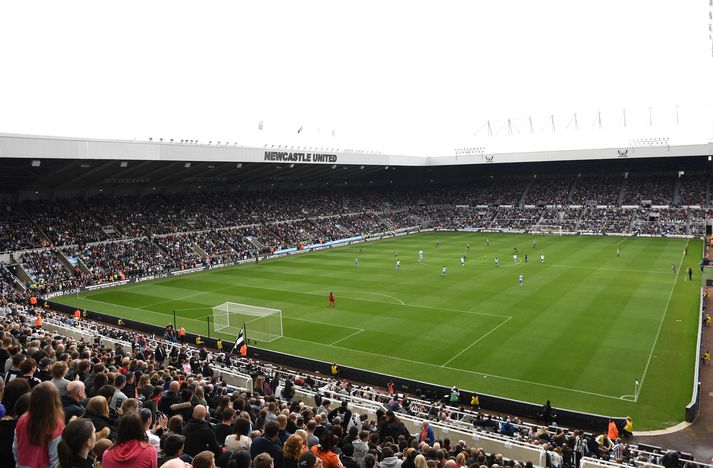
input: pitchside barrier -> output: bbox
[685,288,705,422]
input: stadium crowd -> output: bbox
[0,175,709,296]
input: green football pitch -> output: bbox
[54,232,702,429]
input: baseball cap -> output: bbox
[39,357,53,368]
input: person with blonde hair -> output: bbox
[13,381,66,468]
[414,455,427,468]
[284,434,307,468]
[85,395,114,440]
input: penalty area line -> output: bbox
[440,316,512,367]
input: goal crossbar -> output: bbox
[212,302,283,343]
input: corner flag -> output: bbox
[233,325,247,357]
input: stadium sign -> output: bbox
[134,273,169,283]
[263,151,338,164]
[44,288,80,299]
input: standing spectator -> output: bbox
[51,361,71,397]
[310,433,341,468]
[5,354,25,383]
[36,358,53,382]
[111,375,129,411]
[284,434,307,468]
[13,381,65,468]
[102,412,157,468]
[62,381,86,423]
[215,407,235,446]
[18,358,41,389]
[57,418,96,468]
[84,395,114,440]
[251,421,285,468]
[193,451,216,468]
[182,405,221,459]
[225,417,253,452]
[607,418,619,442]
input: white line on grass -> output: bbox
[285,316,364,331]
[307,290,405,305]
[280,335,624,401]
[440,317,512,367]
[635,238,689,402]
[329,329,365,346]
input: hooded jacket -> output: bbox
[381,456,403,468]
[102,439,157,468]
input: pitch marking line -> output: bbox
[440,317,512,367]
[329,328,365,346]
[635,238,689,402]
[280,335,625,401]
[307,290,405,305]
[285,316,363,331]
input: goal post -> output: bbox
[211,302,283,343]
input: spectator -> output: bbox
[225,414,253,452]
[284,433,307,468]
[102,412,158,468]
[182,405,221,459]
[159,381,181,415]
[57,417,96,468]
[84,395,114,440]
[380,446,402,468]
[193,450,216,468]
[17,357,41,389]
[13,381,65,468]
[310,432,341,468]
[159,434,189,466]
[251,421,285,468]
[254,453,275,468]
[51,361,71,397]
[62,380,86,423]
[36,357,53,382]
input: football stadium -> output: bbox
[1,1,713,467]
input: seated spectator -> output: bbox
[102,411,158,468]
[13,381,66,468]
[58,417,96,468]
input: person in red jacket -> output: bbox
[328,292,335,307]
[102,412,157,468]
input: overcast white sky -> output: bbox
[0,0,711,156]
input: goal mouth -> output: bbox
[212,302,283,343]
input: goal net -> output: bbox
[212,302,283,343]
